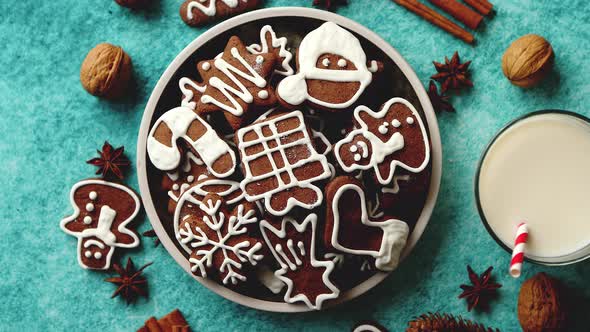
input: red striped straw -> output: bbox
[509,222,528,278]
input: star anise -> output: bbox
[142,229,160,247]
[458,265,502,311]
[105,258,153,304]
[87,141,130,179]
[427,80,455,113]
[431,51,473,93]
[312,0,347,10]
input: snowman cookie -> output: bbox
[277,22,381,112]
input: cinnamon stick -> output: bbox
[429,0,483,29]
[392,0,474,44]
[463,0,493,15]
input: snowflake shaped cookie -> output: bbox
[176,193,263,285]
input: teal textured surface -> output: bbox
[0,0,589,331]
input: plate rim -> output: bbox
[136,6,442,313]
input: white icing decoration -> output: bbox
[367,192,385,219]
[257,90,269,99]
[83,216,92,225]
[84,251,92,258]
[60,180,140,270]
[324,252,345,268]
[236,111,332,216]
[94,252,102,259]
[201,62,211,71]
[186,0,241,19]
[406,116,415,124]
[277,22,373,109]
[330,183,409,271]
[260,215,340,310]
[382,174,411,194]
[322,58,330,67]
[178,198,263,285]
[147,106,236,178]
[179,77,206,110]
[350,145,358,152]
[354,154,361,162]
[337,59,347,67]
[368,60,379,73]
[174,179,245,253]
[172,184,180,191]
[255,55,264,64]
[378,122,389,134]
[391,119,401,128]
[246,25,294,76]
[85,203,94,212]
[256,265,285,294]
[187,175,195,182]
[200,47,268,117]
[312,129,332,156]
[353,324,382,332]
[334,98,430,185]
[89,191,97,200]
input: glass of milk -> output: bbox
[476,110,590,265]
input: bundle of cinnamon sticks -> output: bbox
[393,0,493,44]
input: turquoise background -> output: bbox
[1,0,589,331]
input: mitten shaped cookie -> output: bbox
[324,176,409,271]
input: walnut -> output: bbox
[114,0,150,9]
[80,43,132,99]
[518,272,567,332]
[502,34,554,88]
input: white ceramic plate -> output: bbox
[137,7,442,312]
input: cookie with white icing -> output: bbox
[247,25,294,77]
[161,152,210,214]
[196,36,278,130]
[235,111,332,216]
[176,193,264,285]
[147,105,236,178]
[260,214,340,310]
[276,22,382,112]
[324,176,409,272]
[180,0,259,27]
[60,179,141,270]
[334,97,430,186]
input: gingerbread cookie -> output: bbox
[180,0,259,27]
[324,176,409,271]
[277,22,380,111]
[247,25,294,76]
[147,106,236,177]
[260,214,340,310]
[196,36,277,130]
[176,193,263,285]
[334,97,430,185]
[161,152,210,214]
[60,179,141,270]
[235,111,332,216]
[179,77,206,110]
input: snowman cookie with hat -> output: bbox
[277,21,382,111]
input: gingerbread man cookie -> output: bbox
[260,214,340,310]
[324,176,409,271]
[277,22,381,111]
[180,0,259,27]
[334,97,430,185]
[147,106,236,177]
[60,179,141,270]
[176,193,263,285]
[235,111,332,216]
[196,36,278,130]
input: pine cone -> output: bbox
[406,312,499,332]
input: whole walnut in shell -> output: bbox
[518,272,567,332]
[80,43,132,99]
[502,34,554,88]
